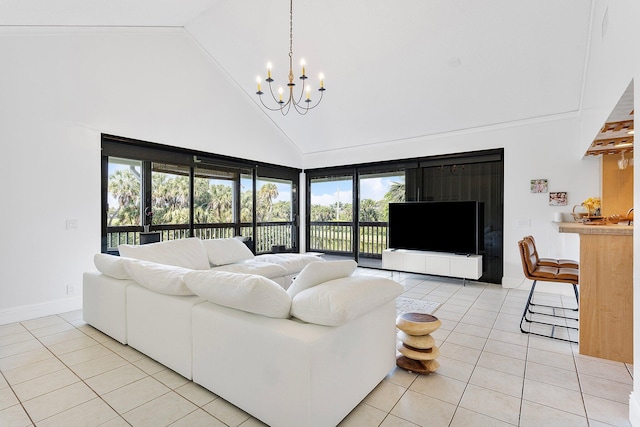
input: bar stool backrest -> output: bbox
[518,238,538,279]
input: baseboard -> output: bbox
[630,391,640,427]
[0,296,82,325]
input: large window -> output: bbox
[254,177,295,253]
[305,171,404,257]
[107,157,142,227]
[308,175,354,254]
[358,171,405,257]
[151,163,191,226]
[101,135,300,254]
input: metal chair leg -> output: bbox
[520,280,578,343]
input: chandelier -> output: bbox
[255,0,325,116]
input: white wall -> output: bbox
[0,27,300,323]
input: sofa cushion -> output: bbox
[122,259,194,296]
[210,261,287,280]
[287,260,357,298]
[185,270,291,318]
[291,276,403,326]
[255,253,324,275]
[201,238,255,266]
[94,253,131,280]
[118,238,210,270]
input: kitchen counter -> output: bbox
[556,221,633,363]
[556,221,633,236]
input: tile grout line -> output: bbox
[20,314,131,426]
[9,315,231,427]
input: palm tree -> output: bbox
[193,178,213,223]
[240,189,253,223]
[382,181,406,221]
[385,182,406,203]
[258,183,279,222]
[108,168,141,226]
[208,184,233,222]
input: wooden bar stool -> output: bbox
[518,237,579,343]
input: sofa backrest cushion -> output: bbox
[185,270,291,318]
[94,253,131,280]
[118,237,210,270]
[287,260,357,298]
[201,238,255,266]
[122,259,194,296]
[291,276,403,326]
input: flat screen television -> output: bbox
[388,201,484,255]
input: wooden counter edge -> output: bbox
[555,221,633,236]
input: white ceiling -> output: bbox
[0,0,594,156]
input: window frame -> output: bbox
[101,134,301,254]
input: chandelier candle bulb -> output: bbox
[267,63,272,80]
[256,77,262,93]
[301,59,306,77]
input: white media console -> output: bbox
[382,249,482,282]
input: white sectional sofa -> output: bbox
[83,237,403,427]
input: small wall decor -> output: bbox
[530,179,548,193]
[549,192,567,206]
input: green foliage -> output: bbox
[107,167,405,255]
[108,170,292,226]
[309,182,405,223]
[359,199,381,222]
[382,182,405,221]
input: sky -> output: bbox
[311,175,404,206]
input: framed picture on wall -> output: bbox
[530,179,548,193]
[549,192,567,206]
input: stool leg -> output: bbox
[520,280,537,334]
[571,284,579,311]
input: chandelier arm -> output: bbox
[291,101,311,115]
[258,95,290,112]
[293,79,307,105]
[300,89,325,111]
[266,80,281,105]
[280,100,293,116]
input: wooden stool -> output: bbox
[396,312,441,374]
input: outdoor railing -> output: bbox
[253,222,293,253]
[106,221,293,254]
[359,221,389,257]
[309,221,354,253]
[107,220,388,257]
[308,221,389,257]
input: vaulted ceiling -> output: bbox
[1,0,596,156]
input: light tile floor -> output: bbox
[0,269,634,426]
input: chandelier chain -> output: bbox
[288,0,294,83]
[289,0,293,58]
